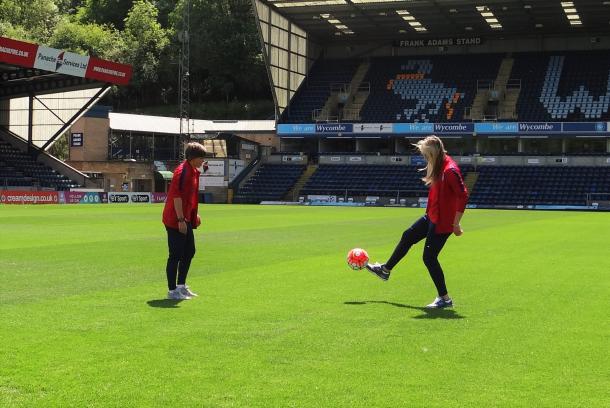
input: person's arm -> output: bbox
[168,164,187,234]
[447,168,468,236]
[174,197,187,234]
[453,211,464,236]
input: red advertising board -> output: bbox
[151,193,167,203]
[0,37,37,68]
[0,36,132,86]
[86,56,132,86]
[0,191,59,204]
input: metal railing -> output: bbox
[586,192,610,206]
[312,109,339,123]
[306,188,428,203]
[506,78,522,90]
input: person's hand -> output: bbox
[178,220,187,234]
[453,223,463,236]
[196,214,201,228]
[202,161,209,172]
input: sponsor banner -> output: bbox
[0,191,59,204]
[228,159,245,181]
[518,122,562,133]
[34,46,89,77]
[308,201,365,207]
[353,123,394,133]
[434,123,474,133]
[58,191,107,204]
[411,155,426,166]
[151,193,167,203]
[393,37,483,48]
[85,56,132,86]
[278,121,610,136]
[307,195,337,203]
[260,201,302,205]
[108,192,151,203]
[534,205,597,210]
[130,193,151,203]
[0,37,37,67]
[277,124,316,135]
[282,156,304,162]
[394,123,435,133]
[0,36,131,86]
[203,160,225,177]
[562,122,607,132]
[474,122,519,133]
[315,123,353,133]
[200,176,227,188]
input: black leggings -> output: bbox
[165,224,196,290]
[385,215,451,297]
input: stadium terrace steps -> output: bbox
[284,164,317,202]
[464,172,479,193]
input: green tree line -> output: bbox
[0,0,272,117]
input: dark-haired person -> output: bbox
[162,142,208,300]
[367,135,468,308]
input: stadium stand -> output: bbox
[513,50,610,122]
[233,163,306,204]
[469,165,610,206]
[300,164,473,198]
[360,55,503,123]
[280,51,610,125]
[0,138,80,190]
[280,59,360,123]
[296,161,610,207]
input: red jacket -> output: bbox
[426,155,468,234]
[162,161,200,229]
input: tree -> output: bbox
[48,133,69,161]
[122,0,170,104]
[55,0,85,15]
[169,0,269,102]
[0,0,60,42]
[50,18,126,62]
[76,0,134,30]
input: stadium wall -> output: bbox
[69,115,109,161]
[7,88,108,149]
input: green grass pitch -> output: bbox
[0,204,608,407]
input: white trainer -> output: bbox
[167,289,191,300]
[425,297,453,309]
[178,285,198,297]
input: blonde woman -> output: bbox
[366,135,468,308]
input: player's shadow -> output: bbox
[344,300,465,319]
[146,299,184,308]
